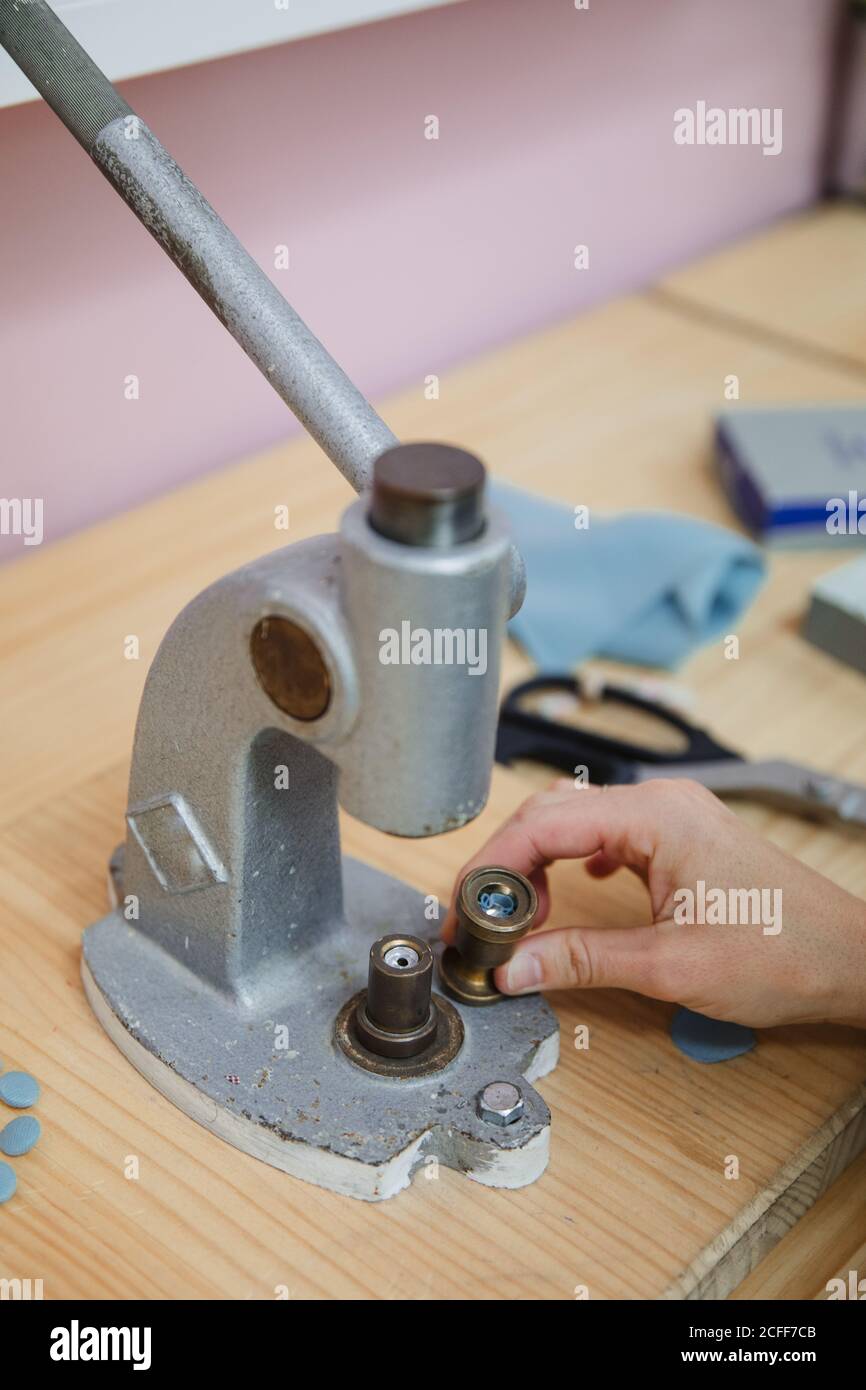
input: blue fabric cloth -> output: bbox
[670,1007,756,1063]
[491,482,766,670]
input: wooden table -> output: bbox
[2,204,865,1301]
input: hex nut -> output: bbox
[476,1081,524,1126]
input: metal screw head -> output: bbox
[476,1081,524,1126]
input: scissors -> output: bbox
[495,674,866,829]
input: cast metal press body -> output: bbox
[1,0,559,1199]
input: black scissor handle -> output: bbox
[497,674,737,773]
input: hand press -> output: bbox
[1,1,559,1200]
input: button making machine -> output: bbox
[1,0,559,1199]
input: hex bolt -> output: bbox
[354,934,439,1059]
[476,1081,524,1126]
[439,865,538,1005]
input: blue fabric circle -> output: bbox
[0,1071,40,1108]
[0,1115,42,1157]
[671,1007,756,1063]
[0,1161,16,1203]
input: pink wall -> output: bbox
[0,0,841,558]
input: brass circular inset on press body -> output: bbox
[439,865,538,1006]
[250,615,331,721]
[335,934,464,1077]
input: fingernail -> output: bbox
[504,951,543,994]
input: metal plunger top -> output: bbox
[369,443,487,547]
[0,0,397,493]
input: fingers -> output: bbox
[495,922,666,996]
[583,850,622,879]
[445,784,660,929]
[471,786,629,878]
[494,915,781,1026]
[441,778,722,944]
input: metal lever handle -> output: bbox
[0,0,397,491]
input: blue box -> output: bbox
[716,405,866,547]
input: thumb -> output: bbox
[495,923,665,997]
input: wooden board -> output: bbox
[658,202,866,374]
[2,207,866,1300]
[733,1150,866,1300]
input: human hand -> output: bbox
[442,779,866,1029]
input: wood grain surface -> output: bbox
[659,202,866,376]
[1,206,865,1300]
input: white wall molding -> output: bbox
[0,0,460,110]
